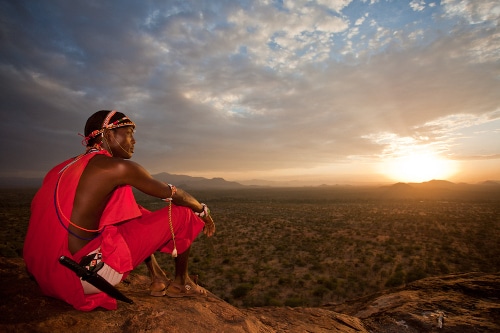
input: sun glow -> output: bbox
[380,152,459,183]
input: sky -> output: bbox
[1,0,499,186]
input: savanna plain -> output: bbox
[1,185,499,309]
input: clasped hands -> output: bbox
[202,214,215,237]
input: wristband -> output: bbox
[194,203,210,218]
[162,184,177,201]
[168,184,177,196]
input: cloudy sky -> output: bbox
[1,0,499,185]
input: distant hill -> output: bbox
[379,179,500,200]
[379,182,416,199]
[152,172,246,189]
[237,178,304,187]
[414,179,457,189]
[479,180,500,186]
[1,173,499,193]
[0,173,247,190]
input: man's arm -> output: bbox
[116,159,203,210]
[114,159,215,236]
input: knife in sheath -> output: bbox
[59,255,134,304]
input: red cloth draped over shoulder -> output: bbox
[23,150,141,311]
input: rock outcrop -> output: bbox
[1,257,498,332]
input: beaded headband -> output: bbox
[81,110,136,146]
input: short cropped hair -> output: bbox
[84,110,127,147]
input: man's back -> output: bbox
[69,153,121,254]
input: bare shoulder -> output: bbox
[88,154,140,170]
[82,155,131,182]
[85,154,149,185]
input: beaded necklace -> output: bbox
[54,148,105,240]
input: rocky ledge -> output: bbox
[0,257,498,332]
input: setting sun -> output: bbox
[381,152,459,183]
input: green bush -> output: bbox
[385,270,405,287]
[231,283,253,299]
[313,285,329,297]
[284,297,306,307]
[406,266,426,283]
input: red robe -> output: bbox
[24,151,142,311]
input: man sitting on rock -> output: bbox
[24,110,215,311]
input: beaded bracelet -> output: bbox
[162,183,177,201]
[195,203,210,218]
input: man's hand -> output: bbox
[202,215,215,237]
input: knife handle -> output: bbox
[59,255,90,279]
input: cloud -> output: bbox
[409,0,426,12]
[354,14,367,26]
[0,0,498,182]
[442,0,500,24]
[224,2,350,71]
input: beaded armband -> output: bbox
[162,184,177,201]
[195,203,210,218]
